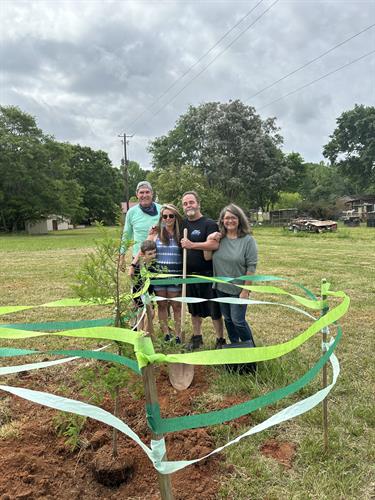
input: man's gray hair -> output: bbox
[182,190,200,204]
[136,181,153,193]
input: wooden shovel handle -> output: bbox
[181,228,188,342]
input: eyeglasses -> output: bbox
[223,216,238,221]
[162,213,175,219]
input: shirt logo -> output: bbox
[191,230,201,237]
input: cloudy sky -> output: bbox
[1,0,374,170]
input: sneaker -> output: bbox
[215,337,227,349]
[164,333,172,342]
[175,336,181,345]
[187,335,203,351]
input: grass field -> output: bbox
[0,225,374,499]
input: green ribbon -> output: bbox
[137,290,349,368]
[151,274,323,310]
[0,318,113,331]
[146,327,341,433]
[0,274,316,318]
[0,276,348,475]
[0,289,349,369]
[151,273,317,299]
[0,347,140,374]
[0,326,142,346]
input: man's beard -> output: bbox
[186,209,197,218]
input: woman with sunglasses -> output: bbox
[148,204,183,342]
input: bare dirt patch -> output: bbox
[259,439,296,468]
[0,365,244,499]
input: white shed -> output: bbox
[26,216,72,235]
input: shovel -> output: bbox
[168,228,195,390]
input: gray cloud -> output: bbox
[1,0,374,169]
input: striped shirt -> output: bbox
[155,236,182,275]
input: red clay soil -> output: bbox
[259,439,296,468]
[0,365,295,499]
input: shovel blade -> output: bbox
[168,363,195,391]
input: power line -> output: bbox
[134,0,280,133]
[249,23,375,100]
[129,0,266,129]
[258,50,375,111]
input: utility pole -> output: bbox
[118,133,133,212]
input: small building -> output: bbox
[25,216,73,235]
[344,195,375,221]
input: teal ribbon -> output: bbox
[0,347,140,374]
[146,327,341,433]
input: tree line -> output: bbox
[147,101,374,219]
[1,102,373,231]
[0,106,146,232]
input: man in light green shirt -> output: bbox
[119,181,161,272]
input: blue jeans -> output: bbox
[216,290,255,345]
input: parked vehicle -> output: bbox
[288,218,338,233]
[342,215,361,227]
[341,210,361,226]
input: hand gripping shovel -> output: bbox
[168,228,195,390]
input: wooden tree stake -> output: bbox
[321,278,329,451]
[141,324,174,499]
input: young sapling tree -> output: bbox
[73,222,136,457]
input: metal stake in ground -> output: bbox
[321,278,329,451]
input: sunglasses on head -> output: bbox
[162,213,175,219]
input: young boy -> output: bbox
[131,240,157,330]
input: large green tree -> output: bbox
[282,152,305,192]
[298,162,351,202]
[147,164,223,219]
[149,100,292,210]
[0,106,84,231]
[67,144,123,225]
[323,104,375,191]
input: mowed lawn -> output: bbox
[0,225,374,499]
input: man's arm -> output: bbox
[203,231,222,260]
[181,218,221,251]
[180,237,220,251]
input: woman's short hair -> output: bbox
[157,204,183,245]
[218,204,251,237]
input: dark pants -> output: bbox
[216,290,255,345]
